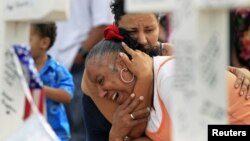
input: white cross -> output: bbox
[0,0,69,140]
[126,0,250,141]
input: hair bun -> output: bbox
[104,24,124,41]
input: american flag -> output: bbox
[12,45,46,120]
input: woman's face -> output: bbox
[86,54,136,104]
[118,13,160,49]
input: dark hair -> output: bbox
[110,0,159,25]
[32,22,57,50]
[110,0,125,25]
[118,28,160,57]
[230,9,250,69]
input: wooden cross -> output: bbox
[126,0,250,140]
[0,0,69,140]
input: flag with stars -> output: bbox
[12,45,46,120]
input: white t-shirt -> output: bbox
[146,56,175,141]
[49,0,113,69]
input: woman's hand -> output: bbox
[119,42,153,139]
[120,42,153,79]
[109,93,150,141]
[161,42,173,56]
[228,66,250,99]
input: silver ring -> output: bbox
[124,136,131,141]
[130,113,135,120]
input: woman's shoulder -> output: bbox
[153,55,174,62]
[153,56,175,75]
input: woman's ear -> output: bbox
[116,54,127,70]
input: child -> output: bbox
[29,23,75,141]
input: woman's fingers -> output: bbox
[112,94,150,130]
[228,66,250,100]
[247,88,250,100]
[119,52,132,69]
[130,107,150,120]
[124,96,144,114]
[236,74,245,89]
[228,66,250,98]
[129,117,148,127]
[121,42,135,57]
[240,78,249,97]
[127,107,150,127]
[228,66,244,88]
[162,43,173,56]
[120,93,136,110]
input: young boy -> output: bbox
[29,23,75,141]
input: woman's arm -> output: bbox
[118,42,154,138]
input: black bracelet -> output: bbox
[78,47,88,59]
